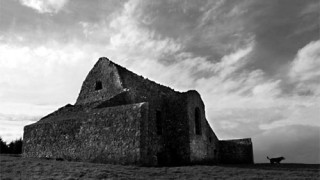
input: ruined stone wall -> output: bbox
[76,58,125,105]
[111,62,193,165]
[23,57,255,166]
[37,104,87,124]
[110,66,221,165]
[23,103,148,165]
[139,98,163,166]
[186,91,219,164]
[137,94,191,166]
[219,138,254,164]
[160,95,191,165]
[77,57,179,107]
[115,63,178,101]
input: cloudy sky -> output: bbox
[0,0,319,163]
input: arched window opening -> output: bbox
[95,81,102,91]
[195,107,201,135]
[156,110,162,135]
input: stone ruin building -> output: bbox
[23,57,254,166]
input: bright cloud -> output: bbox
[290,40,320,82]
[0,41,107,141]
[289,40,320,95]
[19,0,69,14]
[252,80,282,98]
[107,0,182,64]
[0,113,40,142]
[0,41,109,106]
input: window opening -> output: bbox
[195,107,201,135]
[95,81,102,90]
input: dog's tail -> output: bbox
[267,156,270,160]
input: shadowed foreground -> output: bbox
[1,155,319,180]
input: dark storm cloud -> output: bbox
[245,0,320,77]
[135,0,253,61]
[132,0,319,78]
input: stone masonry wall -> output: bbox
[219,138,254,164]
[134,95,191,166]
[23,103,148,165]
[113,61,193,165]
[161,95,191,165]
[139,99,163,166]
[186,91,219,164]
[115,62,178,101]
[76,58,125,105]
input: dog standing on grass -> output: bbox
[267,156,285,164]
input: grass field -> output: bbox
[1,154,319,180]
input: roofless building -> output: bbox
[23,57,253,166]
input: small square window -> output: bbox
[195,107,201,135]
[95,81,102,90]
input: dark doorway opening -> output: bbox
[195,107,201,135]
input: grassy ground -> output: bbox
[1,154,319,180]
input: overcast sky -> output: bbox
[0,0,319,163]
